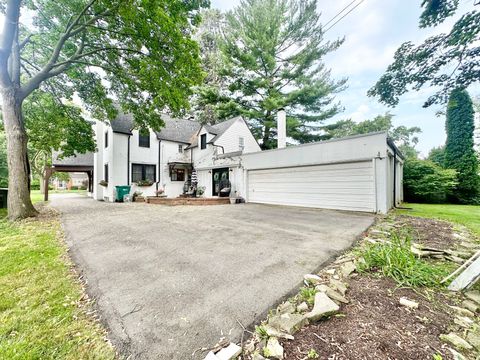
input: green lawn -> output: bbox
[396,203,480,237]
[30,189,87,204]
[0,208,115,359]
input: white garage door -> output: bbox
[247,161,375,212]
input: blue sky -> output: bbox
[211,0,479,156]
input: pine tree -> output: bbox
[197,0,346,149]
[444,88,480,203]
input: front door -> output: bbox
[212,168,229,196]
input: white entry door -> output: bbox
[247,161,375,212]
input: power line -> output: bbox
[323,0,358,28]
[323,0,366,34]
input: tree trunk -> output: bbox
[2,88,37,220]
[39,174,45,194]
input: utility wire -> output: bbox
[323,0,358,28]
[323,0,366,34]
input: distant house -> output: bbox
[53,110,404,213]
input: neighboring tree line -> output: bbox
[404,89,479,204]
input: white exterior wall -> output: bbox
[158,140,191,198]
[214,118,260,154]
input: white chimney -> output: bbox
[277,108,286,149]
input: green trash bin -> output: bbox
[0,188,7,209]
[115,185,131,202]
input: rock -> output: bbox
[449,305,475,318]
[325,268,336,275]
[304,274,322,285]
[215,343,242,360]
[465,290,480,305]
[454,316,474,328]
[205,351,220,360]
[334,255,355,265]
[316,284,348,304]
[461,299,479,313]
[329,279,347,296]
[277,301,295,314]
[340,261,356,277]
[296,302,309,313]
[306,292,339,322]
[263,325,294,340]
[264,337,284,359]
[399,297,419,309]
[252,353,267,360]
[268,313,308,335]
[439,333,473,350]
[448,348,467,360]
[466,331,480,350]
[244,339,255,354]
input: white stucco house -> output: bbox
[84,110,403,214]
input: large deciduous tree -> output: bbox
[24,91,95,193]
[196,0,346,149]
[0,0,208,220]
[321,113,422,158]
[444,88,480,203]
[368,0,480,107]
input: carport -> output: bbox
[43,152,94,201]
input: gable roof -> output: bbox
[109,112,201,144]
[187,117,241,149]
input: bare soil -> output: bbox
[282,276,455,360]
[281,216,465,360]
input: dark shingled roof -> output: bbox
[109,112,201,144]
[52,151,94,167]
[187,117,241,149]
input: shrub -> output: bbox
[358,228,449,288]
[30,178,40,190]
[403,159,457,203]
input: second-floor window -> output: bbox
[239,136,245,151]
[200,133,207,150]
[139,131,150,148]
[178,144,183,153]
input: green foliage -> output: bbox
[322,113,421,157]
[358,228,450,288]
[255,325,269,340]
[368,1,479,107]
[307,349,319,359]
[428,146,446,167]
[403,158,457,203]
[299,287,316,305]
[444,89,480,204]
[195,0,346,148]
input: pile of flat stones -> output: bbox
[241,256,358,360]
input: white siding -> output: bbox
[215,118,260,154]
[247,161,375,212]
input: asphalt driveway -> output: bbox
[51,193,374,359]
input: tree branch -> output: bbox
[0,0,21,88]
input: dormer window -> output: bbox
[139,130,150,148]
[178,144,183,153]
[200,134,207,150]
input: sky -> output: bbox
[212,0,479,156]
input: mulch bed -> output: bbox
[282,276,455,360]
[280,215,467,360]
[397,215,456,250]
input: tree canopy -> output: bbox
[444,88,479,203]
[321,113,422,157]
[193,0,346,149]
[0,0,209,219]
[368,0,480,107]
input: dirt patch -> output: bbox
[397,215,456,250]
[282,276,455,360]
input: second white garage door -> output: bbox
[247,161,375,212]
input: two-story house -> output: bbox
[93,113,260,202]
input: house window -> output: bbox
[104,132,108,148]
[139,131,150,148]
[104,164,109,182]
[178,144,183,153]
[132,164,156,183]
[171,168,185,182]
[239,136,245,151]
[200,134,207,150]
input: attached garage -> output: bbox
[247,161,375,212]
[241,132,403,214]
